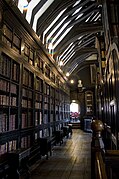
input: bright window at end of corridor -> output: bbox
[70,102,80,122]
[70,102,78,112]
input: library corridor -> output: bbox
[0,0,119,179]
[30,129,92,179]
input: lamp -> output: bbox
[66,72,70,77]
[59,60,63,66]
[70,80,74,84]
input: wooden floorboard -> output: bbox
[30,129,92,179]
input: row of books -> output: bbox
[0,79,9,92]
[23,69,33,88]
[21,135,31,149]
[0,140,17,155]
[36,78,43,92]
[22,99,32,108]
[0,114,16,132]
[0,95,9,106]
[0,113,7,132]
[12,63,19,81]
[9,114,16,131]
[22,88,33,98]
[0,95,17,106]
[21,112,33,128]
[35,111,42,126]
[0,54,19,81]
[35,93,43,101]
[44,83,50,95]
[0,54,11,77]
[10,83,17,94]
[35,102,42,109]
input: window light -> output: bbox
[75,13,83,20]
[61,47,75,61]
[26,0,40,23]
[32,0,54,32]
[72,7,82,16]
[43,9,66,44]
[59,43,73,59]
[73,0,81,7]
[18,0,28,13]
[46,16,68,43]
[49,20,71,44]
[64,51,75,65]
[63,50,75,64]
[53,26,73,49]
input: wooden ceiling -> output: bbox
[17,0,103,78]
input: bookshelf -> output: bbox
[45,64,50,79]
[44,83,50,126]
[36,56,44,73]
[50,87,55,123]
[2,24,21,54]
[0,52,19,154]
[24,43,35,66]
[55,89,59,121]
[21,68,34,129]
[0,0,70,161]
[35,77,43,126]
[85,91,93,115]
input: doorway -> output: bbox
[70,102,80,123]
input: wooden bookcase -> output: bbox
[0,52,19,154]
[21,68,34,129]
[85,91,93,115]
[0,0,70,159]
[35,76,43,126]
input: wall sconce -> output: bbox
[59,60,63,66]
[66,72,69,77]
[21,44,25,51]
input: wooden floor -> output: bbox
[30,129,92,179]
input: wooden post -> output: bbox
[91,119,105,179]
